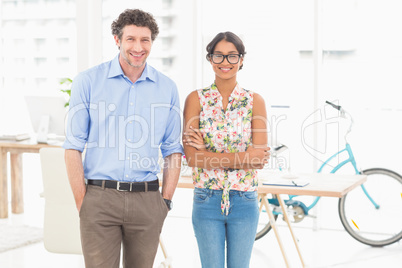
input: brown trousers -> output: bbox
[79,184,168,268]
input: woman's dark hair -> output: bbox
[111,9,159,42]
[206,31,246,70]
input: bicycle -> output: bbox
[256,101,402,247]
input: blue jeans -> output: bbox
[192,187,259,268]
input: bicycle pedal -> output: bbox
[306,214,317,219]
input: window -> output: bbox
[0,0,76,94]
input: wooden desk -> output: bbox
[0,140,60,218]
[179,173,367,268]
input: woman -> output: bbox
[183,31,270,268]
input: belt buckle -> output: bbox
[117,181,132,191]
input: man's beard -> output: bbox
[122,51,145,68]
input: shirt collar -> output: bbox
[107,54,156,82]
[108,54,124,78]
[230,83,242,101]
[210,82,242,102]
[138,63,156,82]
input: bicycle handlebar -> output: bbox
[326,101,341,111]
[325,100,353,144]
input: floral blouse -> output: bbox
[192,82,258,215]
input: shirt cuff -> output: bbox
[63,136,86,152]
[160,143,184,159]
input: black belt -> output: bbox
[87,179,159,192]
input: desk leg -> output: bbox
[158,237,173,268]
[0,149,8,218]
[259,194,290,268]
[10,153,24,214]
[277,194,305,267]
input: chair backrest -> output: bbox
[40,147,82,254]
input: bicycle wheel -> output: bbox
[255,194,278,240]
[338,168,402,246]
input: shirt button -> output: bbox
[129,121,132,124]
[128,139,131,142]
[126,175,128,178]
[130,103,134,106]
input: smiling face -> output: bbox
[115,24,152,70]
[210,40,243,83]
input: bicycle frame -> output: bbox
[269,102,379,216]
[309,143,359,211]
[259,101,402,246]
[275,142,379,216]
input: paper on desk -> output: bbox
[0,133,30,141]
[262,176,310,187]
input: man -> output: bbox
[63,9,183,268]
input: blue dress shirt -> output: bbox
[63,55,184,182]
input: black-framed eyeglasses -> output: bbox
[209,54,241,64]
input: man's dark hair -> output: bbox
[111,9,159,41]
[206,31,246,70]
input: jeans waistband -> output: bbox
[194,187,257,196]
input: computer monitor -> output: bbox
[24,95,68,144]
